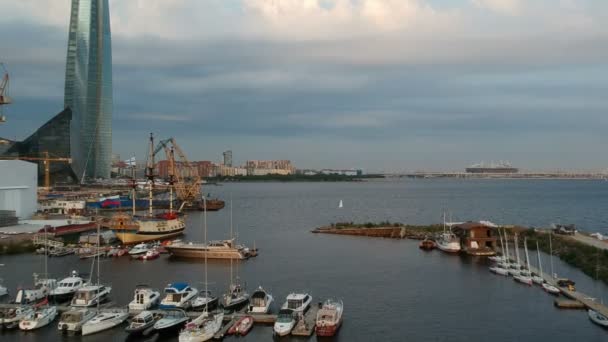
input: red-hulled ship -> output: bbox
[315,299,343,337]
[38,222,97,237]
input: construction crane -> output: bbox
[0,63,11,123]
[152,137,201,204]
[0,151,72,189]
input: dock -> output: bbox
[291,305,319,336]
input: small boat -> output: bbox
[159,282,198,309]
[70,285,111,307]
[514,238,534,285]
[436,214,461,253]
[489,266,509,276]
[222,283,249,311]
[49,271,87,303]
[191,290,219,311]
[589,309,608,328]
[282,293,312,314]
[135,249,160,260]
[81,309,129,335]
[227,315,253,336]
[49,247,75,257]
[248,286,273,314]
[179,311,224,342]
[273,308,296,336]
[153,308,189,333]
[14,274,57,304]
[57,308,96,333]
[488,255,506,263]
[1,306,35,329]
[541,282,560,295]
[128,243,150,256]
[125,310,161,336]
[129,285,161,311]
[419,238,436,250]
[315,299,344,337]
[19,304,58,330]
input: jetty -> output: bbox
[312,224,441,240]
[291,305,319,336]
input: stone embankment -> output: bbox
[312,224,443,240]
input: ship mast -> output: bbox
[146,133,155,217]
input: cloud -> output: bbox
[471,0,522,15]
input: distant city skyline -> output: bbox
[1,1,607,172]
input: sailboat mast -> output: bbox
[514,233,521,267]
[504,230,510,267]
[44,223,48,279]
[524,238,531,272]
[203,196,208,312]
[131,164,136,216]
[549,231,555,278]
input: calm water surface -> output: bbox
[1,179,608,341]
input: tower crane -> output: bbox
[0,63,11,123]
[0,152,72,189]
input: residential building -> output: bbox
[452,222,498,256]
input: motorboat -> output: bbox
[222,283,250,311]
[129,285,161,311]
[282,293,312,314]
[125,310,161,336]
[541,282,560,295]
[419,238,436,250]
[19,305,58,330]
[70,285,111,307]
[227,315,253,336]
[154,308,189,333]
[128,243,150,256]
[179,311,224,342]
[273,309,296,336]
[248,286,273,314]
[135,249,160,260]
[1,306,35,329]
[589,309,608,328]
[57,308,96,333]
[159,282,198,309]
[81,309,129,335]
[50,271,87,303]
[315,299,344,337]
[191,290,219,311]
[14,274,57,304]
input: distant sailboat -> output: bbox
[338,200,343,209]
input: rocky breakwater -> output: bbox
[311,222,443,240]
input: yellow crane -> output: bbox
[153,137,201,204]
[0,151,72,189]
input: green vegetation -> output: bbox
[330,221,444,233]
[519,230,608,284]
[209,174,384,182]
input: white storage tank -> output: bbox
[0,160,37,219]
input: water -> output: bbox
[1,179,608,341]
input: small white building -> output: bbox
[0,160,38,219]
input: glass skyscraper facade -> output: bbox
[64,0,113,180]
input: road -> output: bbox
[570,232,608,250]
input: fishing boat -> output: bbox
[227,315,253,336]
[282,293,312,314]
[128,285,161,311]
[159,282,198,309]
[81,309,129,335]
[179,311,224,342]
[49,271,87,303]
[135,249,160,260]
[125,310,161,336]
[273,309,296,336]
[128,243,150,256]
[315,299,344,337]
[106,134,186,245]
[19,302,58,331]
[191,291,219,311]
[419,238,436,250]
[513,238,533,285]
[1,306,35,329]
[436,213,461,253]
[57,308,96,333]
[248,286,273,314]
[153,308,189,333]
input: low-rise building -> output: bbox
[452,221,498,256]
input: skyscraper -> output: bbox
[64,0,113,180]
[223,150,233,167]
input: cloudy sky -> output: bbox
[1,0,607,172]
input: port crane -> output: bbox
[0,151,72,189]
[152,137,202,205]
[0,63,11,123]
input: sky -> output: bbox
[1,0,607,172]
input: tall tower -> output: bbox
[64,0,113,181]
[223,150,233,167]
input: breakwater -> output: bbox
[312,222,443,239]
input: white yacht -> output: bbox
[129,243,150,256]
[81,309,129,335]
[153,308,189,333]
[513,238,533,285]
[282,293,312,314]
[129,285,161,311]
[589,309,608,328]
[19,305,58,330]
[50,271,87,303]
[436,214,461,253]
[179,311,224,342]
[159,282,198,309]
[248,286,273,314]
[58,308,96,333]
[71,285,111,307]
[273,308,296,336]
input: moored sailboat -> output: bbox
[436,213,461,253]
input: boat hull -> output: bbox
[113,229,185,245]
[316,320,342,337]
[165,246,246,260]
